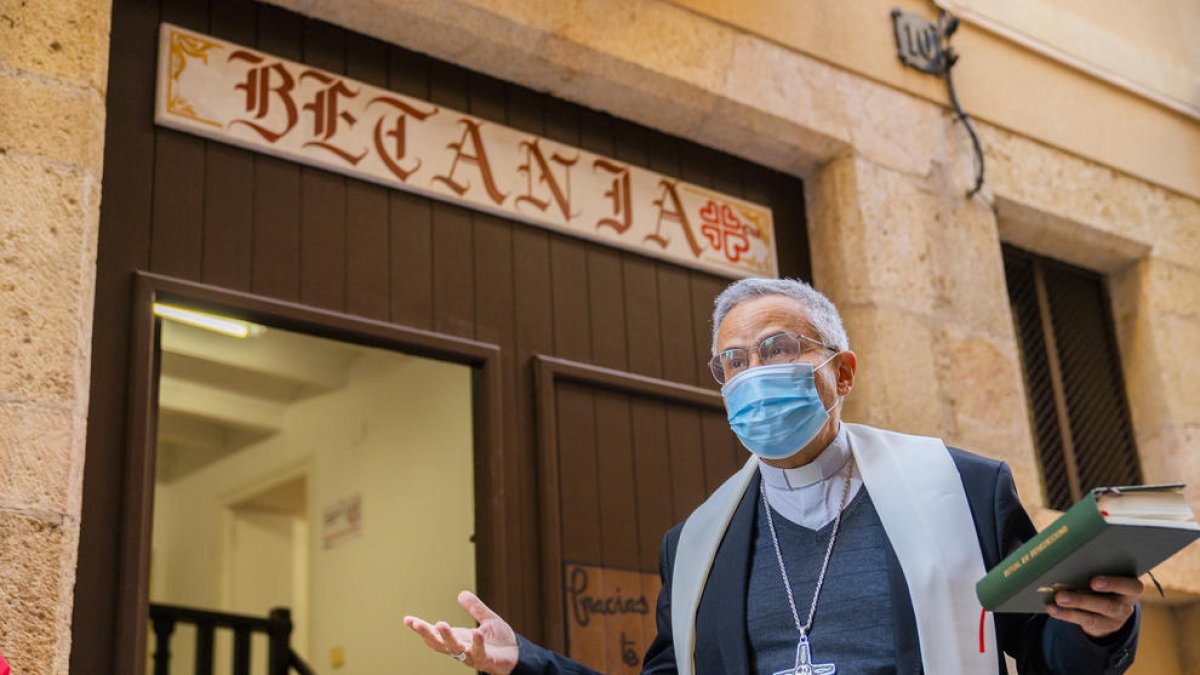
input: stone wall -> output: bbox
[0,0,111,671]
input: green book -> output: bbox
[976,484,1200,613]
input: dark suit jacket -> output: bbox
[515,449,1139,674]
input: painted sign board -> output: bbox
[564,563,661,674]
[321,494,362,549]
[155,23,778,279]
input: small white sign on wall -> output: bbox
[322,494,362,549]
[154,23,778,279]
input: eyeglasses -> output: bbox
[708,331,837,385]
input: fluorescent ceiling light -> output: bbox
[153,303,264,338]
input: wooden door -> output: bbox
[534,356,745,671]
[76,0,809,671]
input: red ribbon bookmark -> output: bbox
[979,607,987,653]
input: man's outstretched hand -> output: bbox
[403,591,520,675]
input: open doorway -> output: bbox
[148,303,477,674]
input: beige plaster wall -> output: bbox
[670,0,1200,200]
[0,0,111,672]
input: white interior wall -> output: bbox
[152,347,477,675]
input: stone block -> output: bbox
[1109,267,1169,442]
[1159,196,1200,269]
[995,196,1152,274]
[935,328,1041,499]
[1175,603,1200,675]
[981,124,1141,238]
[718,33,850,155]
[927,196,1013,340]
[0,402,82,516]
[564,0,732,98]
[837,304,951,439]
[0,155,99,409]
[0,0,112,92]
[807,155,940,318]
[1152,316,1200,429]
[1136,257,1200,322]
[1136,426,1200,511]
[837,71,948,179]
[1148,546,1200,598]
[0,511,78,674]
[981,121,1200,270]
[0,72,106,174]
[1106,259,1200,447]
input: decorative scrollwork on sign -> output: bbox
[167,32,223,127]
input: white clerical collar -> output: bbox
[758,424,851,490]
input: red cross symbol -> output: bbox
[699,200,752,263]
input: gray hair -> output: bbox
[710,278,850,354]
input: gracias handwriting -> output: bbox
[566,567,651,628]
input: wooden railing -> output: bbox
[148,603,317,675]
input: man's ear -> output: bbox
[835,351,857,396]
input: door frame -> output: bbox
[217,461,312,652]
[113,270,508,674]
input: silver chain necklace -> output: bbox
[759,456,856,675]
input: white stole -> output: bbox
[671,422,997,675]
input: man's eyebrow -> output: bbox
[753,326,799,343]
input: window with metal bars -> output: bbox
[1001,245,1143,511]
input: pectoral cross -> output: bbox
[772,635,836,675]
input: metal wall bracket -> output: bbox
[890,7,985,199]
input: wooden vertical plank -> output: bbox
[657,267,698,386]
[468,71,516,615]
[593,389,639,568]
[759,166,810,282]
[150,129,206,279]
[151,0,209,280]
[709,145,744,198]
[555,382,603,664]
[609,117,673,577]
[508,84,553,638]
[344,33,391,320]
[646,131,700,387]
[579,109,628,372]
[690,275,724,388]
[580,109,640,580]
[612,120,662,379]
[629,396,673,570]
[202,0,256,291]
[468,74,512,344]
[543,97,590,362]
[686,144,734,386]
[700,409,739,493]
[251,3,302,300]
[543,95,594,658]
[429,59,475,338]
[71,0,162,670]
[665,405,707,521]
[298,19,347,311]
[549,234,591,362]
[387,48,434,329]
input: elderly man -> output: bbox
[405,278,1142,674]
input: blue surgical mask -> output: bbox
[720,356,840,460]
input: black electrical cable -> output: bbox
[940,12,985,199]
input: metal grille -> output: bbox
[1002,246,1142,510]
